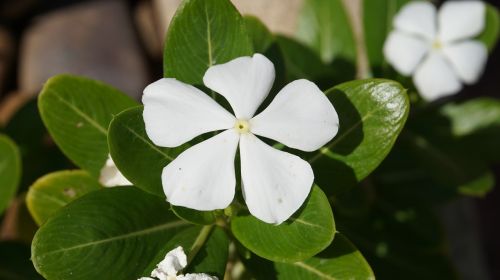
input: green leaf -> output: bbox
[441,98,500,137]
[172,205,217,225]
[442,98,500,163]
[26,170,102,225]
[108,106,188,197]
[31,187,190,280]
[363,0,411,73]
[308,79,409,195]
[142,226,229,279]
[231,186,335,263]
[477,4,500,52]
[38,75,138,176]
[275,36,341,89]
[274,233,374,280]
[296,0,357,65]
[0,242,43,280]
[244,15,274,53]
[163,0,253,84]
[5,98,68,193]
[0,134,21,214]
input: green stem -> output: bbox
[187,225,214,265]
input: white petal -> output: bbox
[99,154,132,187]
[162,130,239,210]
[383,31,430,76]
[239,134,314,224]
[137,278,155,280]
[142,78,235,147]
[203,54,275,119]
[178,273,218,280]
[442,40,488,84]
[151,246,187,279]
[414,52,462,101]
[394,1,437,40]
[250,80,338,152]
[438,1,485,43]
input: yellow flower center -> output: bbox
[432,39,443,50]
[234,119,250,134]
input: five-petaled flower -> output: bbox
[142,54,339,224]
[138,246,217,280]
[384,1,487,101]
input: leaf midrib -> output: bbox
[51,92,107,135]
[124,125,174,161]
[293,261,337,280]
[39,220,189,256]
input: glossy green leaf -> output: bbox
[477,4,500,51]
[0,242,43,280]
[0,134,21,214]
[141,226,229,279]
[297,0,357,65]
[32,187,190,280]
[231,186,334,263]
[108,106,188,197]
[363,0,411,73]
[244,15,274,53]
[38,75,137,176]
[26,170,102,225]
[274,233,374,280]
[163,0,253,84]
[308,79,409,195]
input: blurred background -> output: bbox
[0,0,499,279]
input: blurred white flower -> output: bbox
[142,54,339,224]
[138,246,217,280]
[99,154,131,187]
[384,1,487,101]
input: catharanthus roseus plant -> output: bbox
[0,0,494,279]
[142,54,339,224]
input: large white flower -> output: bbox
[142,54,338,224]
[384,1,488,101]
[138,246,217,280]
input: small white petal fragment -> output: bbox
[250,79,338,152]
[162,130,239,210]
[438,1,485,43]
[239,134,314,224]
[99,154,131,187]
[413,52,462,101]
[203,53,275,119]
[151,246,187,279]
[383,31,430,76]
[178,273,218,280]
[394,1,437,40]
[143,78,235,147]
[442,40,488,84]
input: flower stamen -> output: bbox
[234,119,250,134]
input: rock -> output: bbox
[19,0,149,99]
[0,27,14,96]
[135,0,162,59]
[153,0,303,40]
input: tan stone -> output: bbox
[19,0,149,98]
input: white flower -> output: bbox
[142,54,338,224]
[384,1,488,101]
[138,246,217,280]
[99,154,131,187]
